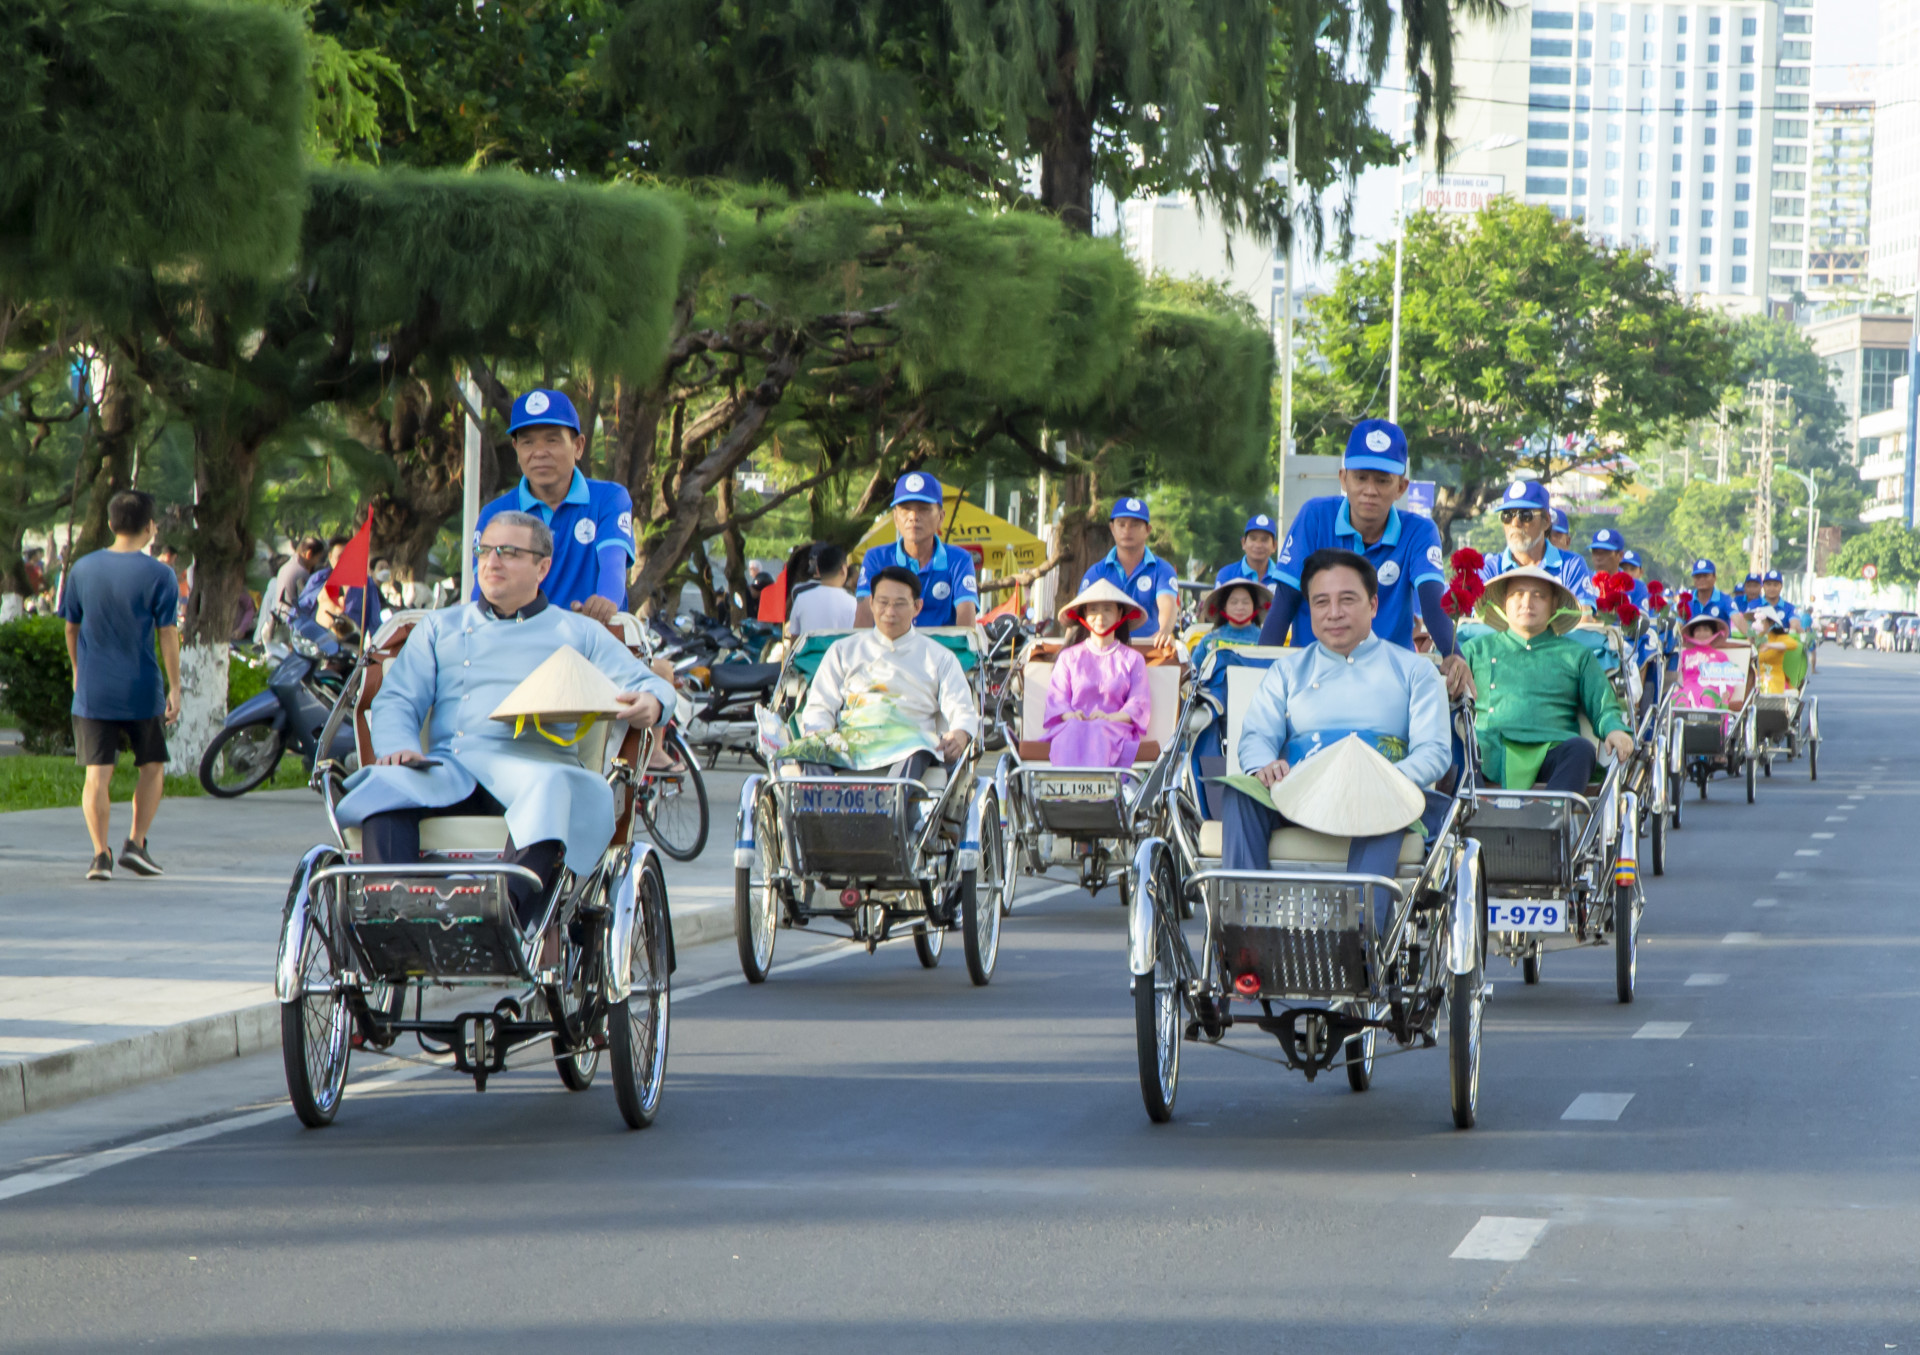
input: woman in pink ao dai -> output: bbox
[1043,579,1153,767]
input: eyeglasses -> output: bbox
[477,544,549,562]
[1499,509,1543,525]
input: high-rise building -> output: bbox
[1808,100,1873,293]
[1869,0,1920,296]
[1118,194,1273,325]
[1405,0,1814,309]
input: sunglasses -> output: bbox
[477,544,549,562]
[1499,509,1543,525]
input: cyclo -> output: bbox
[276,610,673,1131]
[1128,642,1488,1130]
[1744,608,1821,783]
[731,626,1009,986]
[1663,612,1760,807]
[1464,582,1649,1004]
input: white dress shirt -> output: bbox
[799,627,980,742]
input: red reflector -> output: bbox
[1233,973,1262,996]
[840,888,862,907]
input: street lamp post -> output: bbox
[1780,467,1819,608]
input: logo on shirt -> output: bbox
[931,581,951,600]
[905,473,926,492]
[1136,577,1152,592]
[574,519,596,545]
[1427,544,1444,570]
[1377,560,1402,586]
[617,510,633,539]
[961,575,977,593]
[1365,429,1392,453]
[525,391,550,415]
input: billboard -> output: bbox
[1421,175,1505,215]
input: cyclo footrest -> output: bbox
[346,873,525,981]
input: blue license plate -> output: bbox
[797,785,893,816]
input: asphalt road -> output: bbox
[1,652,1916,1353]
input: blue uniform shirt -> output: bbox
[1273,495,1446,648]
[59,549,179,721]
[856,537,979,627]
[1482,542,1596,605]
[1685,587,1736,622]
[1215,556,1286,589]
[1754,595,1798,625]
[474,469,635,612]
[1079,547,1179,640]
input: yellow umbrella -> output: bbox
[853,482,1047,573]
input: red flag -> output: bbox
[325,511,373,601]
[757,564,789,623]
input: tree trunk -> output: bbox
[74,363,140,558]
[716,476,749,623]
[357,381,468,586]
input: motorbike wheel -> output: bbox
[637,726,710,862]
[200,721,284,798]
[609,859,671,1129]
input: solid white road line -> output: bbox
[1633,1022,1691,1040]
[1562,1093,1635,1121]
[1723,932,1761,944]
[666,942,867,1001]
[1451,1216,1549,1261]
[1685,973,1729,987]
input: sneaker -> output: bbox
[118,839,164,877]
[86,852,113,881]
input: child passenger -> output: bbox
[1042,580,1153,767]
[1189,580,1271,671]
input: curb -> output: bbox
[0,900,736,1125]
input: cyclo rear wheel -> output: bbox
[1134,849,1183,1123]
[961,788,1003,986]
[552,913,600,1090]
[1448,861,1487,1130]
[733,794,780,982]
[609,859,672,1129]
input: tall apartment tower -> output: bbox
[1809,100,1873,293]
[1406,0,1814,310]
[1868,0,1920,296]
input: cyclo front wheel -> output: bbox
[1614,875,1639,1004]
[637,725,710,862]
[609,858,671,1129]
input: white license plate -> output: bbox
[796,785,893,815]
[1489,901,1568,932]
[1037,777,1113,799]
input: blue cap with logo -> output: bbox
[890,471,943,507]
[1691,557,1717,576]
[1621,549,1642,568]
[1549,507,1570,534]
[1110,496,1151,524]
[1762,568,1784,584]
[1343,419,1409,474]
[1590,527,1626,551]
[509,388,580,434]
[1497,479,1552,513]
[1243,512,1277,538]
[1743,572,1762,585]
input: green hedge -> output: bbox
[0,619,269,754]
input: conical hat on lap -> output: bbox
[1271,734,1426,837]
[489,645,625,723]
[1056,578,1148,629]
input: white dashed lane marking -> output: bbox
[1451,1216,1549,1261]
[1563,1093,1635,1121]
[1752,898,1778,908]
[1685,973,1729,986]
[1633,1022,1691,1039]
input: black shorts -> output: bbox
[74,716,169,767]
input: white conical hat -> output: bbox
[1056,577,1148,629]
[489,645,626,723]
[1270,734,1426,838]
[1479,565,1582,635]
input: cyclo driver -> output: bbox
[334,512,678,925]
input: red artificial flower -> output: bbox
[1449,548,1486,573]
[1614,600,1641,625]
[1675,590,1693,620]
[1646,579,1668,612]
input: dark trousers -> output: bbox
[1537,737,1598,792]
[360,786,563,928]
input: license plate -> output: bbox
[1488,901,1568,932]
[796,785,893,816]
[1036,777,1113,799]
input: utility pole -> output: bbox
[1277,103,1296,526]
[1715,402,1731,484]
[1780,466,1820,605]
[1746,378,1792,575]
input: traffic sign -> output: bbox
[1863,563,1878,580]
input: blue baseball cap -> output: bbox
[1590,527,1626,552]
[1743,572,1762,585]
[1110,496,1150,524]
[890,471,943,507]
[1621,549,1643,568]
[1243,512,1277,538]
[1762,568,1784,583]
[1343,419,1409,474]
[1497,479,1552,513]
[1550,507,1570,534]
[509,388,580,434]
[1691,558,1717,576]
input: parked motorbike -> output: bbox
[198,613,357,797]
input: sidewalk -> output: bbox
[0,765,753,1121]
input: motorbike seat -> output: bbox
[708,662,781,694]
